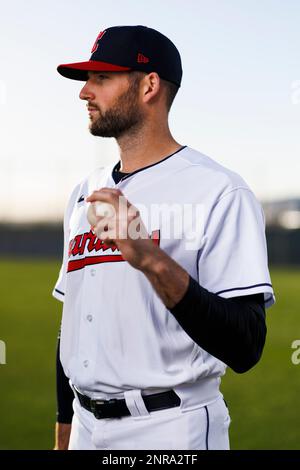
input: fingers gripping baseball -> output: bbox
[86,188,146,244]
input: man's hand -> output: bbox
[54,422,72,450]
[86,188,189,308]
[86,188,158,271]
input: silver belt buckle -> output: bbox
[90,399,106,418]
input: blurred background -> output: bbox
[0,0,299,449]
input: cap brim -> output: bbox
[57,60,131,81]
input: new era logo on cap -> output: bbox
[137,53,149,63]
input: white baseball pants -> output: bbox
[68,391,231,450]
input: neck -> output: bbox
[115,120,182,173]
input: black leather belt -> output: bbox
[74,388,181,420]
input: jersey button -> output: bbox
[86,314,93,322]
[90,269,96,277]
[83,360,89,368]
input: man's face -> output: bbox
[79,71,145,138]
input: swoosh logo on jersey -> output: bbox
[67,229,160,272]
[77,195,85,203]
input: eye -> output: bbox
[96,74,108,80]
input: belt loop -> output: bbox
[124,390,150,418]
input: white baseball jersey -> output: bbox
[53,145,274,411]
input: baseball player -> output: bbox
[53,25,275,450]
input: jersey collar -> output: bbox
[111,145,187,183]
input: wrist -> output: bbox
[139,246,166,275]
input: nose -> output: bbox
[79,80,95,101]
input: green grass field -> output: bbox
[0,259,299,449]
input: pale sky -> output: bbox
[0,0,299,222]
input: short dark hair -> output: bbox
[128,71,179,112]
[161,79,179,112]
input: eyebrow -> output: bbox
[88,71,108,78]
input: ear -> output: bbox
[141,72,161,104]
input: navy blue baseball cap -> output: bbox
[57,25,182,87]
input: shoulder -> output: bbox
[71,164,113,200]
[178,146,252,198]
[79,165,109,191]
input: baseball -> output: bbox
[87,201,114,227]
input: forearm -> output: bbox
[56,335,74,424]
[169,276,267,373]
[54,334,74,450]
[141,247,190,308]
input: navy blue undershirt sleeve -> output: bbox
[169,275,266,373]
[56,333,74,424]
